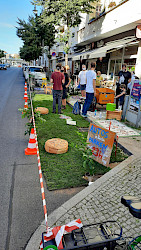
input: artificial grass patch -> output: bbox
[33,94,128,190]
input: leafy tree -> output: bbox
[0,50,4,58]
[34,0,98,66]
[16,15,56,62]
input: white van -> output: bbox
[25,66,46,86]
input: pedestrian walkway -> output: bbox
[26,154,141,249]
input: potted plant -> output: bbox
[75,132,95,185]
[81,145,95,185]
[108,1,116,9]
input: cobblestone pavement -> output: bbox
[55,157,141,239]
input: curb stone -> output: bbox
[25,154,136,250]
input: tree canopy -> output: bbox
[35,0,97,27]
[0,50,4,58]
[34,0,98,65]
[16,15,56,61]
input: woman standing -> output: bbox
[61,66,71,109]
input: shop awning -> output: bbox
[72,36,136,61]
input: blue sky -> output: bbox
[0,0,39,54]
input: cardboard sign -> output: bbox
[87,123,116,167]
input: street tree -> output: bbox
[0,50,4,58]
[34,0,98,66]
[16,15,56,63]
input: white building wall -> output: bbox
[77,0,141,45]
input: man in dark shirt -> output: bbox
[118,64,131,88]
[116,64,131,108]
[51,64,65,114]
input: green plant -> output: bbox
[18,96,46,135]
[76,132,95,176]
[108,1,116,8]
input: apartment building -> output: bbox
[71,0,141,79]
[48,0,141,80]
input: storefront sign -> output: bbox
[136,25,141,38]
[87,123,116,167]
[129,80,141,112]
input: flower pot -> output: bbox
[83,173,95,185]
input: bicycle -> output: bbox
[42,195,141,250]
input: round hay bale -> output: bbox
[45,138,68,154]
[35,107,49,115]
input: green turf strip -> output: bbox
[33,94,128,190]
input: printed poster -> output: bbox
[87,123,116,167]
[129,80,141,112]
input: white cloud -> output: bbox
[0,22,14,28]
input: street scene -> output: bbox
[0,0,141,250]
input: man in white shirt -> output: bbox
[78,64,87,97]
[82,62,96,117]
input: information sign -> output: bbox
[87,123,116,167]
[129,80,141,112]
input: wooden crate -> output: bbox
[106,110,122,121]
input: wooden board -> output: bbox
[106,110,122,121]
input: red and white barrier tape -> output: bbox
[29,91,48,231]
[40,219,83,250]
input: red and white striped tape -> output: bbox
[40,219,83,250]
[29,90,48,231]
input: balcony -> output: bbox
[77,0,141,46]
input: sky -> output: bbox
[0,0,40,54]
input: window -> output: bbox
[96,5,102,18]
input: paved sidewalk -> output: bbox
[26,155,141,249]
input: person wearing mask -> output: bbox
[78,64,87,98]
[50,64,65,114]
[61,66,71,109]
[96,71,103,87]
[116,64,131,108]
[82,62,96,118]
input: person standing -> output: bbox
[96,71,103,87]
[82,62,96,117]
[61,66,71,109]
[78,64,87,98]
[116,64,131,108]
[50,64,65,114]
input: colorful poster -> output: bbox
[129,80,141,112]
[87,123,116,167]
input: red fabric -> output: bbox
[40,219,83,250]
[51,72,64,90]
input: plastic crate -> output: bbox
[106,103,116,111]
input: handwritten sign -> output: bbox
[87,123,116,167]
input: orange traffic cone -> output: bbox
[24,99,28,110]
[25,128,37,155]
[23,92,28,100]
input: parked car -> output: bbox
[0,64,7,70]
[5,63,10,68]
[24,66,46,87]
[23,66,28,77]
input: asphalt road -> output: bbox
[0,67,83,250]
